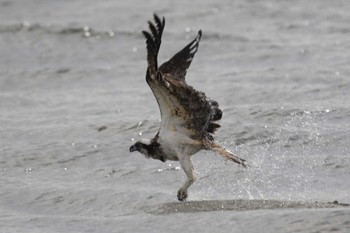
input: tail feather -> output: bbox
[210,143,248,167]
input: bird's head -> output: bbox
[129,139,152,157]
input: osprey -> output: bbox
[130,14,247,201]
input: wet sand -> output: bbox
[149,199,350,215]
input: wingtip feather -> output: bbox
[153,13,165,31]
[142,30,152,41]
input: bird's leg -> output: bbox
[209,142,248,167]
[177,155,196,201]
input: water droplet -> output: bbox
[132,47,138,52]
[107,29,115,37]
[325,109,330,113]
[83,31,91,37]
[71,142,76,146]
[21,21,31,28]
[138,132,143,136]
[83,26,90,32]
[185,27,191,33]
[335,71,340,76]
[82,26,91,37]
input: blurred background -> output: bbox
[0,0,349,232]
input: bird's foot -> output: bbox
[177,189,188,202]
[241,159,248,168]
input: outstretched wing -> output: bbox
[143,14,222,141]
[142,14,165,79]
[159,30,202,80]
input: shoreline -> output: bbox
[148,199,350,215]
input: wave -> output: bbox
[0,21,134,39]
[0,21,252,42]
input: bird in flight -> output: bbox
[130,14,247,201]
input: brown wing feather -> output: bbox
[142,14,165,78]
[162,76,222,140]
[159,30,202,80]
[143,14,222,141]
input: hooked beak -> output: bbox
[129,145,137,152]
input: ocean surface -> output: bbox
[1,0,350,232]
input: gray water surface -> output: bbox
[1,0,350,232]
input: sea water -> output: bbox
[1,0,349,232]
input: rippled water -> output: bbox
[1,0,350,232]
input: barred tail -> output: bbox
[210,143,248,167]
